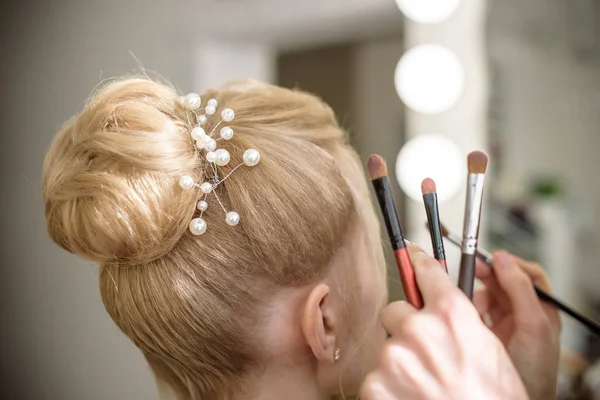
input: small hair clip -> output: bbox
[178,93,260,235]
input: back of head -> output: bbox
[42,77,371,398]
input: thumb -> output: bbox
[381,301,417,337]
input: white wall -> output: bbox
[487,0,600,297]
[0,3,197,399]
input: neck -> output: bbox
[234,286,332,400]
[235,362,327,400]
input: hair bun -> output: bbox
[43,78,199,264]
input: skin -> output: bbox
[237,237,560,400]
[473,251,561,400]
[241,226,387,399]
[360,244,531,400]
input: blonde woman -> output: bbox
[43,78,559,399]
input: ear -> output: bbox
[301,283,337,363]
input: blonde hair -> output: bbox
[42,77,384,399]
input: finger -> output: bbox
[474,262,512,313]
[381,301,417,337]
[407,244,457,305]
[473,289,494,316]
[475,258,493,280]
[360,373,400,400]
[489,307,506,327]
[378,340,444,398]
[492,251,545,324]
[509,255,560,328]
[512,256,553,292]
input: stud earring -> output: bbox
[334,348,341,361]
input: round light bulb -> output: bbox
[395,134,465,203]
[395,44,465,115]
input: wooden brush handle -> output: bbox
[458,253,476,300]
[438,259,448,273]
[394,248,423,309]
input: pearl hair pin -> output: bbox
[178,93,261,235]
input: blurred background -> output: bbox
[1,0,599,398]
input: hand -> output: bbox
[474,251,561,400]
[360,244,529,400]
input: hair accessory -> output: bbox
[178,93,261,235]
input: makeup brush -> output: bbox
[458,151,489,300]
[368,154,423,309]
[434,222,600,336]
[421,178,448,273]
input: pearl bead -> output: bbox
[243,149,261,166]
[214,149,231,167]
[207,98,218,107]
[189,218,207,235]
[221,108,235,122]
[191,127,206,140]
[178,175,195,190]
[184,93,201,110]
[197,200,208,211]
[205,105,216,115]
[199,135,211,145]
[220,127,234,140]
[206,151,217,163]
[204,138,217,151]
[197,136,211,150]
[225,211,240,226]
[197,114,207,126]
[200,182,213,193]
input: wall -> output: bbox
[402,0,490,283]
[487,0,600,297]
[0,3,192,399]
[278,44,355,127]
[352,39,407,301]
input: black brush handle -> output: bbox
[534,287,600,336]
[372,177,405,250]
[441,231,600,336]
[458,253,476,300]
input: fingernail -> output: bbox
[495,252,511,268]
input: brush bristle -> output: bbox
[439,222,450,237]
[467,151,488,174]
[367,154,388,180]
[421,178,436,195]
